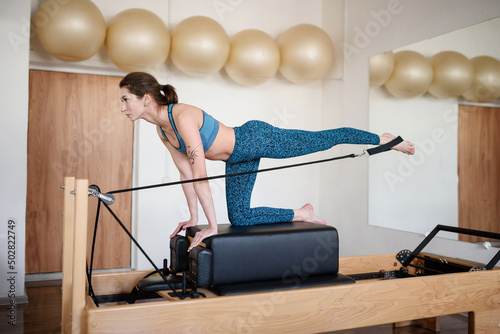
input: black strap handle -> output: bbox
[366,136,403,156]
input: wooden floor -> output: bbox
[0,282,469,333]
[1,283,62,334]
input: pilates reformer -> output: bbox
[61,180,500,333]
[60,138,500,333]
[121,223,500,299]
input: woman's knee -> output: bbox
[227,202,258,226]
[228,210,249,226]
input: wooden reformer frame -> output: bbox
[61,177,500,333]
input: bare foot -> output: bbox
[380,133,415,155]
[292,204,326,224]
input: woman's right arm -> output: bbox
[156,126,200,237]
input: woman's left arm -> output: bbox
[176,106,219,250]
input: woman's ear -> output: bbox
[143,93,152,106]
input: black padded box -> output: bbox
[186,222,341,287]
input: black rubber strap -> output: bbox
[366,136,403,156]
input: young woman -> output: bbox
[119,72,415,250]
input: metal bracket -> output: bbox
[88,185,115,205]
[469,265,486,272]
[396,249,412,265]
[354,149,368,158]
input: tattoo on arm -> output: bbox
[187,144,202,165]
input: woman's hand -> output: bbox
[170,219,198,239]
[188,227,218,251]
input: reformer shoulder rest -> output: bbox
[185,222,354,295]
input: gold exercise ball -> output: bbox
[369,51,394,87]
[34,0,106,62]
[224,29,280,86]
[105,9,170,73]
[170,16,230,77]
[462,56,500,103]
[384,50,433,99]
[428,51,474,98]
[278,24,335,84]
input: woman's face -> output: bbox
[120,87,144,121]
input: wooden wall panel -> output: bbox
[27,70,133,273]
[458,105,500,243]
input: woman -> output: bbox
[119,72,415,250]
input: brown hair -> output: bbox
[119,72,178,105]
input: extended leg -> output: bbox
[228,121,380,163]
[225,121,386,226]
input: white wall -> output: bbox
[0,0,31,302]
[2,1,500,300]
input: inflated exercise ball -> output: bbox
[427,51,474,98]
[224,29,280,86]
[170,16,230,77]
[278,24,335,84]
[462,56,500,103]
[34,0,106,62]
[105,9,170,73]
[369,51,394,87]
[384,51,433,99]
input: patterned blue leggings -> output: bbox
[224,121,380,226]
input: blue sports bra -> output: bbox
[160,104,220,154]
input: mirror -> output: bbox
[368,17,500,240]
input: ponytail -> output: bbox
[160,84,178,105]
[120,72,178,106]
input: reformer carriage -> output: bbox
[61,176,500,333]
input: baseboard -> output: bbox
[25,272,62,283]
